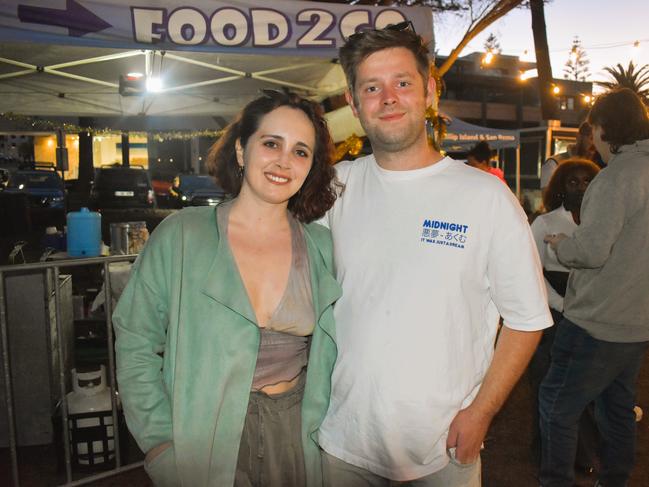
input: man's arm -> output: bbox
[554,171,626,269]
[446,327,542,463]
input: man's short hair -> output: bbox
[467,141,493,164]
[338,24,431,101]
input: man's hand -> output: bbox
[445,328,543,465]
[145,442,172,464]
[544,232,568,250]
[446,405,491,464]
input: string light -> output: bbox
[0,112,225,141]
[550,38,649,53]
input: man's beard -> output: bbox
[362,119,426,154]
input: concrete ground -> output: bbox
[2,353,648,486]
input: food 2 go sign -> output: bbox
[131,6,408,49]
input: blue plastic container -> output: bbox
[67,208,102,257]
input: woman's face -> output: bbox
[565,168,593,195]
[562,167,594,212]
[236,106,315,207]
[592,124,611,163]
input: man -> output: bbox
[316,24,552,486]
[542,88,649,487]
[466,141,507,184]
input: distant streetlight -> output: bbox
[482,51,494,66]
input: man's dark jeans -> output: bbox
[539,318,649,487]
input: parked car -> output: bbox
[169,174,226,207]
[90,165,156,209]
[2,165,66,209]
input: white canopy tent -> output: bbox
[0,42,347,121]
[0,0,433,125]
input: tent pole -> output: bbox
[515,145,521,199]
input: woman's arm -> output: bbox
[531,217,564,312]
[113,221,178,456]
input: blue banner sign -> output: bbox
[0,0,434,56]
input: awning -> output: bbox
[442,116,519,151]
[0,0,433,120]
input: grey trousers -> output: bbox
[321,449,481,487]
[234,373,306,487]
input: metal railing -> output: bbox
[0,255,143,487]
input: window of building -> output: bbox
[560,96,575,111]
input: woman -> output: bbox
[528,158,600,470]
[532,159,600,311]
[113,91,342,487]
[540,88,649,486]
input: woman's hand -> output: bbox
[145,442,172,464]
[544,233,568,250]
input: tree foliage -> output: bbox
[595,61,649,105]
[484,33,502,53]
[563,36,590,82]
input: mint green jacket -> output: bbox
[113,206,341,486]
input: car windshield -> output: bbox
[181,175,220,190]
[9,171,63,189]
[96,169,150,189]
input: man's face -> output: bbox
[578,131,596,158]
[592,124,611,163]
[346,47,434,155]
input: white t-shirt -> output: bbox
[530,206,577,312]
[540,158,558,190]
[318,155,551,481]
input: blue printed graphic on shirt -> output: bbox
[420,219,469,249]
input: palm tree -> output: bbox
[596,61,649,105]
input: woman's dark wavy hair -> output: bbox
[543,158,600,211]
[206,91,339,223]
[588,87,649,154]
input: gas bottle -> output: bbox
[66,366,116,465]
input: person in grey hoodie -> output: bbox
[540,88,649,487]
